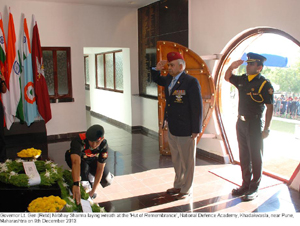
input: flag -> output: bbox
[0,13,7,128]
[0,13,6,78]
[32,18,51,123]
[16,50,24,123]
[2,9,21,129]
[21,17,38,126]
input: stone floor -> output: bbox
[47,112,300,213]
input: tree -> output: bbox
[267,59,300,94]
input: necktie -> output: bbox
[168,78,176,95]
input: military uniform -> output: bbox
[65,131,112,187]
[229,53,274,198]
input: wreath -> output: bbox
[0,159,105,212]
[58,170,105,212]
[0,159,62,187]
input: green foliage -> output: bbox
[0,160,104,212]
[59,169,102,212]
[264,56,300,94]
[0,160,63,187]
[270,120,296,134]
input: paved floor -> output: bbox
[48,112,300,213]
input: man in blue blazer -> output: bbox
[152,52,203,199]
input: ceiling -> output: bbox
[21,0,158,8]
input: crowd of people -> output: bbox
[274,95,300,119]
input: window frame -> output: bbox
[95,50,123,93]
[42,46,73,103]
[84,55,90,90]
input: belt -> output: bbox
[238,114,261,121]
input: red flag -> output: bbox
[31,19,51,123]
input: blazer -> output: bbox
[151,69,203,136]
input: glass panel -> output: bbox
[115,52,123,90]
[140,46,157,96]
[42,50,54,95]
[57,50,68,95]
[96,55,104,88]
[105,53,114,89]
[144,48,157,95]
[85,56,89,85]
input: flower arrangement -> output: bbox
[28,195,66,212]
[58,170,105,212]
[0,159,62,187]
[17,148,42,158]
[0,159,105,212]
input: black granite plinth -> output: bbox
[0,182,61,212]
[4,121,48,160]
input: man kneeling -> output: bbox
[65,124,114,204]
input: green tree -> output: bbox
[267,59,300,94]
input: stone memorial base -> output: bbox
[0,182,61,212]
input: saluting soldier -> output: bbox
[65,124,114,204]
[152,52,203,200]
[225,52,274,201]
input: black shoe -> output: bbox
[232,187,248,196]
[242,190,258,201]
[166,188,181,195]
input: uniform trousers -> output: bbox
[65,154,112,188]
[168,130,197,195]
[236,117,263,192]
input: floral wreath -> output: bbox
[0,159,61,187]
[0,159,104,212]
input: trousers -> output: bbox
[236,117,263,191]
[167,130,196,194]
[65,153,112,188]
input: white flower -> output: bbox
[99,207,106,212]
[5,159,12,163]
[44,170,51,178]
[66,203,72,208]
[9,171,17,179]
[15,159,23,163]
[68,197,75,203]
[0,163,8,173]
[62,182,68,187]
[45,160,52,165]
[51,168,58,174]
[51,163,58,169]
